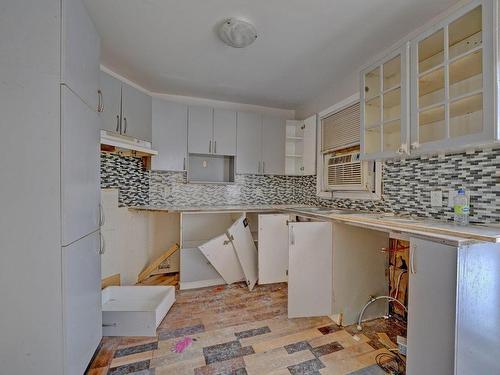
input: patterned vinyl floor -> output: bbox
[86,283,406,375]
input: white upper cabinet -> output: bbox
[188,106,214,154]
[99,71,152,142]
[262,116,286,175]
[410,0,494,154]
[213,109,237,156]
[187,106,237,155]
[237,112,286,175]
[361,44,410,159]
[285,116,316,175]
[99,71,122,134]
[237,112,262,174]
[61,0,100,111]
[121,82,152,141]
[152,99,188,171]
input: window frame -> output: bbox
[316,93,383,200]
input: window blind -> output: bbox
[321,102,360,152]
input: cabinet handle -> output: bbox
[258,161,261,174]
[123,117,127,134]
[290,225,295,246]
[183,157,186,170]
[99,232,106,255]
[99,203,105,227]
[214,140,217,154]
[209,140,212,153]
[410,244,416,274]
[262,161,265,174]
[116,115,120,132]
[97,90,103,112]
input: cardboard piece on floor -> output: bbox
[137,243,179,283]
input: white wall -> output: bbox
[295,0,471,120]
[101,189,180,284]
[101,65,295,120]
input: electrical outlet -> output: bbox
[430,190,442,207]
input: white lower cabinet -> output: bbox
[62,231,101,375]
[288,221,333,318]
[180,213,258,291]
[406,237,457,375]
[258,214,290,284]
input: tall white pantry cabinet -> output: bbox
[0,0,102,374]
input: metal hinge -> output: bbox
[223,234,234,245]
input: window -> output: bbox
[316,94,382,200]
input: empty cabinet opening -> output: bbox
[387,238,410,322]
[187,154,235,183]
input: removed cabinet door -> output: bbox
[188,106,213,154]
[199,233,244,284]
[227,216,258,291]
[121,83,152,141]
[262,116,286,175]
[406,237,457,375]
[258,214,289,284]
[213,108,237,155]
[288,222,332,318]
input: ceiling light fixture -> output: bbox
[217,18,258,48]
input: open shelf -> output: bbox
[449,5,482,58]
[419,105,445,127]
[383,55,401,90]
[419,29,444,73]
[450,93,482,119]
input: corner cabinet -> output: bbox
[361,44,410,159]
[409,0,495,154]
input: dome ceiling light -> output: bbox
[217,18,258,48]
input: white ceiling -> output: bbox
[84,0,460,109]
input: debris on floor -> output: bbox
[171,336,193,353]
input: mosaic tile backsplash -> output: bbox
[101,148,500,224]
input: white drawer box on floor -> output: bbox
[102,286,175,336]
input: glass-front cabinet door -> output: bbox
[361,44,409,159]
[410,0,494,154]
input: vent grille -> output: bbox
[326,152,364,189]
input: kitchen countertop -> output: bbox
[130,205,500,244]
[129,204,308,213]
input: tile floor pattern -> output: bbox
[87,283,406,375]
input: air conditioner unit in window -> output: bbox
[325,151,374,191]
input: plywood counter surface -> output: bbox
[130,205,500,243]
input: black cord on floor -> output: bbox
[375,352,406,375]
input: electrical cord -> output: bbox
[375,352,406,374]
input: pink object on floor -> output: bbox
[171,337,193,353]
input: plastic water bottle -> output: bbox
[453,188,469,225]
